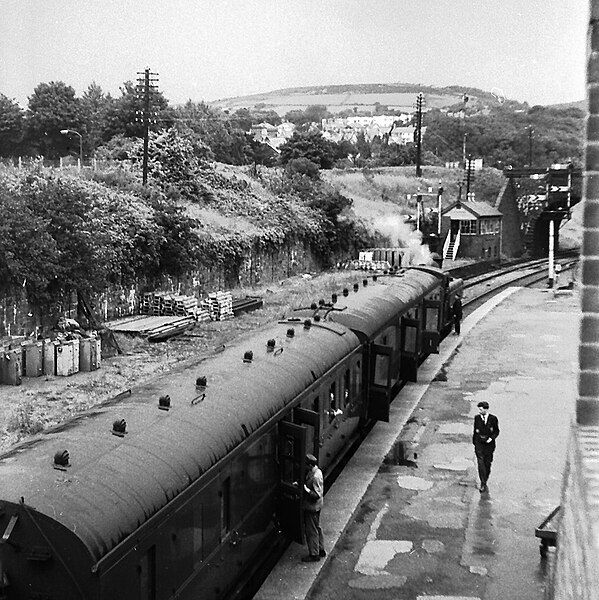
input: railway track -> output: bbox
[461,256,578,309]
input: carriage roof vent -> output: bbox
[331,293,337,303]
[196,375,207,388]
[286,328,295,338]
[266,339,276,352]
[158,395,171,411]
[243,350,253,363]
[310,302,317,310]
[112,419,127,437]
[353,283,359,292]
[343,288,349,297]
[53,450,70,470]
[304,319,312,329]
[363,279,368,286]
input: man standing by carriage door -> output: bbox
[301,454,326,562]
[452,294,463,335]
[472,401,500,493]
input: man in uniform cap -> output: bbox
[301,453,326,562]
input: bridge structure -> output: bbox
[499,164,582,258]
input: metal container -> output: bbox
[0,347,22,385]
[23,341,43,377]
[79,337,101,372]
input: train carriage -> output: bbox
[0,267,462,600]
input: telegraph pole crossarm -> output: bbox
[135,67,160,186]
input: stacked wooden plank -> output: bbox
[141,292,200,318]
[204,291,234,321]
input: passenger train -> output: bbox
[0,266,463,600]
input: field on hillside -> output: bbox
[214,91,465,116]
[323,166,505,245]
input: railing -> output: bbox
[452,230,461,260]
[443,231,451,259]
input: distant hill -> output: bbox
[211,83,515,116]
[547,99,586,111]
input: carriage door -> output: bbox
[277,421,307,543]
[368,344,392,422]
[294,406,320,460]
[422,298,441,354]
[400,316,420,382]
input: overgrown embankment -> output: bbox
[0,133,378,335]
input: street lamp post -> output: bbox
[60,129,83,170]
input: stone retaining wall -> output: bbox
[0,241,320,336]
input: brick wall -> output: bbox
[552,425,599,600]
[551,3,599,598]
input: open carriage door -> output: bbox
[368,344,393,422]
[400,316,420,382]
[277,421,307,544]
[294,407,320,460]
[422,299,441,354]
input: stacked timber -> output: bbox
[141,292,200,318]
[203,291,234,321]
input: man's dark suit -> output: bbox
[472,413,500,485]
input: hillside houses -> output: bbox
[320,114,423,145]
[249,121,296,150]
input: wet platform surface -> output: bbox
[255,287,579,600]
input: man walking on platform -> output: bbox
[301,454,326,562]
[472,401,499,493]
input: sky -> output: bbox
[0,0,588,108]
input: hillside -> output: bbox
[323,165,506,245]
[211,83,511,116]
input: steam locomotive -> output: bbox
[0,266,462,600]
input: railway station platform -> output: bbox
[254,285,579,600]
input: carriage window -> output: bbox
[343,369,350,406]
[373,353,390,386]
[404,325,418,353]
[220,478,230,538]
[425,307,438,331]
[301,395,320,414]
[328,381,341,422]
[353,360,362,398]
[139,545,156,600]
[193,504,203,561]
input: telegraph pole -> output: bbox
[527,126,534,166]
[135,68,159,186]
[415,93,425,177]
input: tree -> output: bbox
[284,105,330,129]
[279,131,336,169]
[0,95,24,157]
[25,81,83,158]
[80,82,114,155]
[103,81,173,140]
